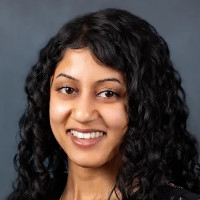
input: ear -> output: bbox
[50,75,54,88]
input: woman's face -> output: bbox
[49,48,128,168]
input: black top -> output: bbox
[47,182,200,200]
[158,184,200,200]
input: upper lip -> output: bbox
[67,128,106,133]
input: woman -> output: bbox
[7,8,200,200]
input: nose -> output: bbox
[71,95,99,124]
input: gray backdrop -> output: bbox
[0,0,200,199]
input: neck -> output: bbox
[61,157,121,200]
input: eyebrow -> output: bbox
[56,73,122,85]
[56,73,79,81]
[96,78,121,84]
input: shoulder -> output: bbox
[158,184,200,200]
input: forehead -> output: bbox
[53,48,126,84]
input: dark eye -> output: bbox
[97,90,117,98]
[59,87,77,95]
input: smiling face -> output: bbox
[49,48,128,168]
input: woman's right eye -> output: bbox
[59,87,77,95]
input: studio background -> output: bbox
[0,0,199,199]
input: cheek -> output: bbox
[49,96,71,125]
[100,102,128,131]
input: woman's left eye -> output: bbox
[97,90,118,98]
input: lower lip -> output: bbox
[68,132,105,147]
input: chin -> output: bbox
[68,153,116,169]
[74,158,108,168]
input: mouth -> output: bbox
[67,129,106,140]
[67,128,106,147]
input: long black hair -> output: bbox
[7,8,200,200]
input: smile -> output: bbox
[69,129,104,139]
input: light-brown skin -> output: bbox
[49,48,128,200]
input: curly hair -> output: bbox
[7,8,200,200]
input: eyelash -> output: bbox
[97,90,119,98]
[58,87,120,98]
[59,87,77,95]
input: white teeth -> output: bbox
[84,133,90,139]
[91,132,95,138]
[96,132,99,137]
[78,132,84,139]
[74,131,78,137]
[70,130,104,139]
